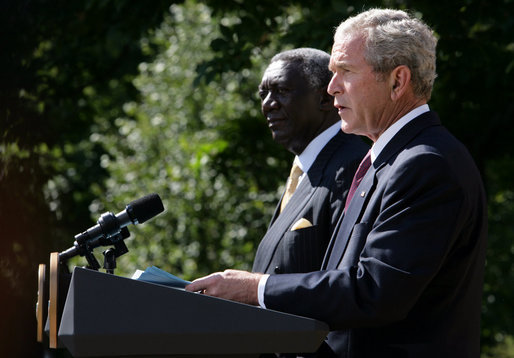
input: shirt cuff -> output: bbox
[257,274,270,308]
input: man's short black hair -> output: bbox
[270,48,332,91]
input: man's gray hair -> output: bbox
[335,8,437,100]
[270,48,332,91]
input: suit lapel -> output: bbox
[267,194,283,229]
[324,112,441,269]
[253,131,347,272]
[325,166,376,268]
[253,176,316,272]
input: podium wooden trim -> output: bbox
[36,263,47,342]
[48,252,59,348]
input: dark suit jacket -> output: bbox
[252,131,369,275]
[263,111,488,358]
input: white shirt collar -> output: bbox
[371,104,430,162]
[295,121,341,174]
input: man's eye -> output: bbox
[258,90,268,99]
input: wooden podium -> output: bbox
[37,252,72,348]
[40,263,329,357]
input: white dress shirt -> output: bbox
[294,121,342,184]
[370,104,429,162]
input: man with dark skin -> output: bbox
[252,48,368,277]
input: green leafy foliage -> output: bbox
[1,0,513,356]
[93,1,291,279]
[0,1,170,356]
[481,156,514,355]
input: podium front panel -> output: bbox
[59,267,329,357]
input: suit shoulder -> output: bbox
[330,133,369,163]
[329,134,369,174]
[317,134,369,186]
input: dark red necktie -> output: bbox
[344,151,372,211]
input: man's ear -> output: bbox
[319,87,334,111]
[389,65,411,100]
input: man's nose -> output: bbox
[262,92,279,111]
[327,73,342,96]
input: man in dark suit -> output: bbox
[187,9,487,358]
[253,48,368,275]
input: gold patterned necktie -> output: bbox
[280,162,303,213]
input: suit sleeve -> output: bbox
[263,151,480,329]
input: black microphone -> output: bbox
[59,193,164,260]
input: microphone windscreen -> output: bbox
[129,193,164,223]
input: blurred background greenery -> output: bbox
[1,0,513,356]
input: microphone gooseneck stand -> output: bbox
[59,226,130,275]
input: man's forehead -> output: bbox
[329,34,365,67]
[262,60,298,82]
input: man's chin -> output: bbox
[271,133,288,146]
[340,121,353,134]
